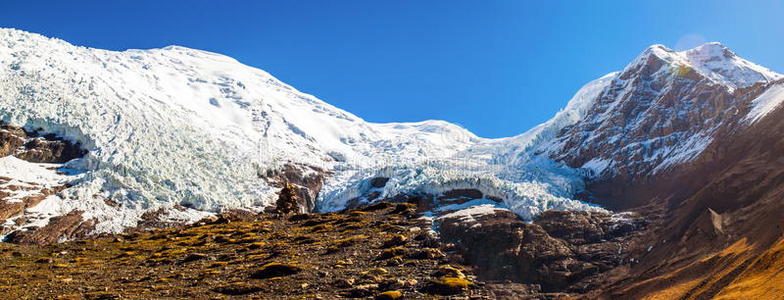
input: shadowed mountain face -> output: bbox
[1,28,783,298]
[590,79,784,299]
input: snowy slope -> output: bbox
[644,43,780,92]
[747,82,784,122]
[0,28,781,236]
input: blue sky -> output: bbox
[1,1,782,138]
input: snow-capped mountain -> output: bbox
[0,28,781,241]
[548,43,781,179]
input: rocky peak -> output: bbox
[549,43,781,182]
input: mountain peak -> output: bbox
[628,42,781,91]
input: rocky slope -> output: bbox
[0,198,655,299]
[590,79,784,299]
[0,201,584,299]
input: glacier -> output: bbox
[1,28,780,236]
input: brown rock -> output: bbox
[381,234,408,248]
[250,262,302,279]
[275,183,301,214]
[16,137,85,163]
[437,208,641,292]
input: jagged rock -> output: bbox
[535,210,606,245]
[370,177,390,188]
[438,189,484,204]
[0,129,25,157]
[0,123,85,164]
[275,183,301,214]
[16,137,86,163]
[263,164,326,213]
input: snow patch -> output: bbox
[434,200,509,229]
[747,83,784,123]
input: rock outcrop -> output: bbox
[0,124,86,163]
[275,183,301,214]
[437,209,647,293]
[551,45,778,187]
[5,210,94,245]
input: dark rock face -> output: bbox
[0,128,25,157]
[437,209,646,293]
[0,123,86,163]
[536,210,613,245]
[594,80,784,298]
[438,189,483,201]
[16,137,86,163]
[369,177,389,188]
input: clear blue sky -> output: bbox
[2,1,782,138]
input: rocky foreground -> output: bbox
[0,202,499,299]
[0,198,652,299]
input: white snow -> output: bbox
[435,202,508,229]
[633,43,781,92]
[747,83,784,123]
[0,156,75,185]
